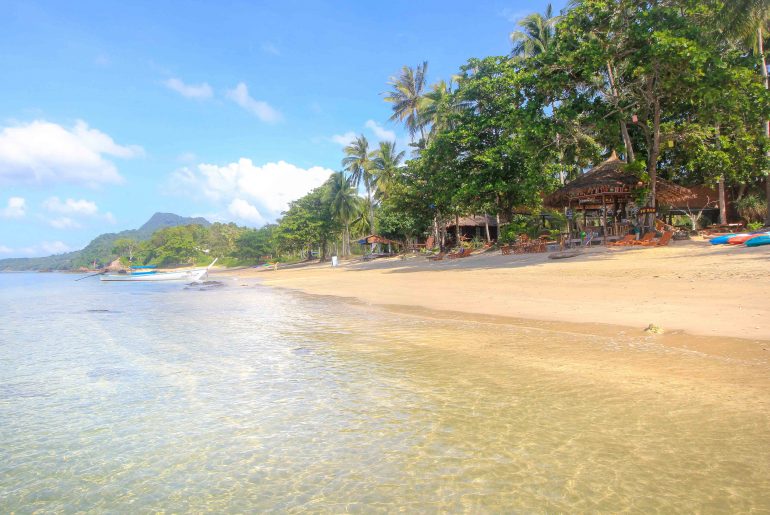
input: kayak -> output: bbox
[728,232,770,245]
[709,234,736,245]
[746,234,770,247]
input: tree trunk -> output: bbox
[718,176,727,225]
[646,93,662,230]
[760,27,770,226]
[607,61,635,162]
[483,212,491,242]
[455,214,460,245]
[365,179,375,234]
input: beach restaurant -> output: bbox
[544,152,695,244]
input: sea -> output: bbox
[1,272,768,513]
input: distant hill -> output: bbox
[0,212,210,271]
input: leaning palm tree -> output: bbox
[721,0,770,225]
[342,135,377,232]
[372,141,405,201]
[509,3,560,61]
[326,172,360,256]
[384,61,429,143]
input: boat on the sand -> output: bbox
[100,259,217,282]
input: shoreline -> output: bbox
[217,239,770,346]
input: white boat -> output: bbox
[100,258,217,282]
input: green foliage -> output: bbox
[736,194,768,222]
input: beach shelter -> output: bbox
[544,152,695,244]
[357,234,401,254]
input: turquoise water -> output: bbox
[1,273,769,512]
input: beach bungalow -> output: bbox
[544,152,695,245]
[444,215,498,243]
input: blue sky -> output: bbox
[0,0,565,257]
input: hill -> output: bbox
[0,213,210,271]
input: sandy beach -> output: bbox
[220,239,770,344]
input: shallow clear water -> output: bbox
[0,273,768,512]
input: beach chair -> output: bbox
[427,251,446,261]
[447,248,469,259]
[640,231,674,247]
[607,235,635,247]
[629,232,655,245]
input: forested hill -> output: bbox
[0,213,210,271]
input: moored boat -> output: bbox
[100,259,217,282]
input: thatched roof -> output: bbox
[444,215,498,228]
[357,234,401,245]
[544,152,695,208]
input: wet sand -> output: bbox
[219,239,770,344]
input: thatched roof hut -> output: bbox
[544,152,695,208]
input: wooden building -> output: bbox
[544,152,695,243]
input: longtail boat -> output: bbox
[100,258,217,282]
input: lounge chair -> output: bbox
[427,251,446,261]
[629,232,656,245]
[640,231,674,247]
[447,248,468,259]
[608,235,635,247]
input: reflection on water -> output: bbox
[0,273,768,512]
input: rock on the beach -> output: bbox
[644,323,664,334]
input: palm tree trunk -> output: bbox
[455,214,460,245]
[760,26,770,226]
[365,180,375,234]
[483,212,491,242]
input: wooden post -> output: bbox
[602,195,607,245]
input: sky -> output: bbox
[0,0,565,258]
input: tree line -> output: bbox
[271,0,770,256]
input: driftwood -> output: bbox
[548,250,582,260]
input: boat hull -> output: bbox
[100,269,208,282]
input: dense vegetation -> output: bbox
[268,0,770,257]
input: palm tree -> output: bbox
[420,79,460,138]
[326,172,360,256]
[350,197,373,239]
[384,61,429,143]
[342,135,377,232]
[722,0,770,225]
[509,3,560,60]
[372,141,405,201]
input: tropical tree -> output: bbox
[112,238,138,263]
[326,171,360,256]
[420,79,460,139]
[510,3,560,60]
[384,61,429,143]
[721,0,770,224]
[372,141,405,201]
[342,135,377,232]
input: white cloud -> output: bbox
[2,196,26,218]
[331,131,356,146]
[104,212,116,224]
[365,120,396,142]
[164,77,213,99]
[0,120,143,187]
[261,42,281,56]
[226,83,282,122]
[0,245,12,254]
[48,217,81,229]
[228,198,265,224]
[43,197,99,216]
[168,158,334,224]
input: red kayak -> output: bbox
[728,232,770,245]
